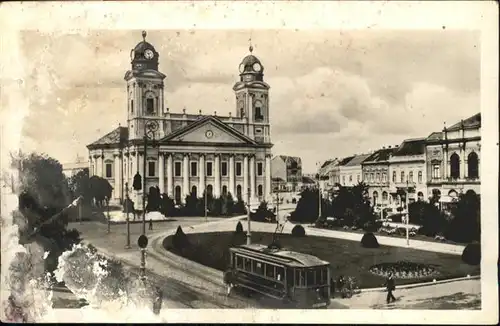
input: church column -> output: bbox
[94,155,101,177]
[229,155,235,196]
[89,156,94,176]
[183,154,189,200]
[265,154,272,202]
[199,154,205,198]
[243,155,249,201]
[158,153,165,194]
[100,150,105,178]
[167,154,173,197]
[214,154,221,197]
[250,155,256,200]
[113,153,121,200]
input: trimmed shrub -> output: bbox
[361,232,380,248]
[461,243,481,266]
[291,225,306,237]
[235,221,244,234]
[172,226,190,250]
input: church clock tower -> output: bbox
[124,31,167,140]
[233,45,271,144]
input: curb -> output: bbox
[358,274,481,293]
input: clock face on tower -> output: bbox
[205,130,214,139]
[253,63,262,72]
[144,49,154,60]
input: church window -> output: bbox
[258,185,263,197]
[450,153,460,179]
[467,152,479,179]
[257,162,263,176]
[206,162,213,176]
[105,163,112,178]
[418,171,423,183]
[146,98,154,115]
[400,171,405,183]
[148,161,156,177]
[131,100,134,114]
[191,161,198,177]
[255,106,263,121]
[236,162,242,176]
[221,162,228,176]
[174,162,182,177]
[392,171,396,182]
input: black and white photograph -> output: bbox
[0,1,498,324]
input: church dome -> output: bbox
[238,46,264,74]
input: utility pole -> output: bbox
[142,134,147,236]
[205,173,208,223]
[246,187,251,245]
[275,182,280,225]
[106,196,110,234]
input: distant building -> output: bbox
[339,154,371,187]
[333,156,355,186]
[425,113,480,207]
[317,158,339,190]
[62,154,88,178]
[271,155,302,192]
[362,146,397,207]
[388,138,427,208]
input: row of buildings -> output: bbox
[317,113,481,210]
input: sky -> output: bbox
[16,29,479,173]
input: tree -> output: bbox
[221,192,235,216]
[146,186,161,212]
[88,176,113,207]
[12,151,81,274]
[160,194,176,217]
[67,168,92,205]
[290,188,326,223]
[446,192,481,243]
[250,201,276,222]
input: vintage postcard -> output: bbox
[0,1,498,324]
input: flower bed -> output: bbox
[369,261,438,279]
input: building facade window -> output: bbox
[257,162,263,176]
[467,152,479,179]
[432,164,440,179]
[146,98,154,115]
[105,163,113,178]
[342,176,345,185]
[174,186,181,204]
[349,175,352,182]
[450,153,460,179]
[376,173,380,182]
[190,161,198,177]
[236,162,242,176]
[383,173,387,182]
[409,171,413,183]
[174,162,182,177]
[357,175,360,183]
[131,100,134,114]
[222,185,228,195]
[257,185,263,197]
[418,171,423,183]
[400,171,405,183]
[392,171,396,182]
[148,161,156,177]
[206,161,213,177]
[221,161,228,176]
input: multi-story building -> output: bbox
[317,158,339,190]
[332,156,354,186]
[425,113,480,206]
[62,154,88,178]
[388,138,427,208]
[87,32,273,207]
[271,155,302,192]
[339,154,371,187]
[361,146,397,206]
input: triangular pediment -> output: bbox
[161,116,258,145]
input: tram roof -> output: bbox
[232,243,329,267]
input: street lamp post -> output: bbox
[125,182,131,249]
[246,187,251,245]
[406,180,410,246]
[106,196,110,234]
[139,120,159,281]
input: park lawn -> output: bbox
[164,231,480,289]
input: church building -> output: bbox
[87,31,273,208]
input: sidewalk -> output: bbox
[304,225,465,255]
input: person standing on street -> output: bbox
[385,272,397,304]
[223,267,235,297]
[149,218,153,231]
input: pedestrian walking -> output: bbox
[337,275,345,298]
[223,267,235,297]
[330,277,336,298]
[148,218,153,230]
[385,272,397,303]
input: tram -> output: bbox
[228,244,331,308]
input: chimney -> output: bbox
[382,146,385,149]
[388,145,391,149]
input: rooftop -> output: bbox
[237,243,329,267]
[344,153,371,167]
[426,131,444,141]
[392,138,426,156]
[447,113,481,131]
[363,147,397,163]
[338,156,355,166]
[87,126,128,148]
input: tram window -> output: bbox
[253,261,264,275]
[276,267,284,282]
[236,255,243,269]
[295,270,305,286]
[265,264,275,279]
[306,269,315,286]
[244,258,251,271]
